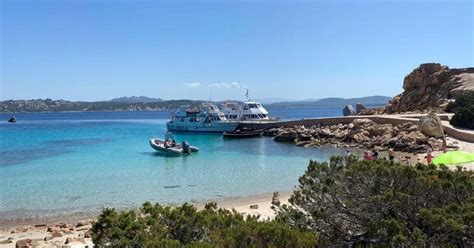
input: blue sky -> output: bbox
[1,0,472,101]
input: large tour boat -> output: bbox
[220,101,278,123]
[166,103,239,132]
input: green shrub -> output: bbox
[272,156,474,247]
[447,91,474,129]
[91,201,318,248]
[450,105,474,129]
[446,91,474,113]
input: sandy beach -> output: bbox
[0,191,292,248]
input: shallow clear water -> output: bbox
[0,109,346,218]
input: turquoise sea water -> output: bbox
[0,109,346,219]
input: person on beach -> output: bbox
[346,149,351,157]
[363,151,372,161]
[372,149,379,160]
[425,144,433,164]
[388,148,395,162]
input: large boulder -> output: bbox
[273,131,298,142]
[342,105,355,116]
[367,124,393,137]
[383,63,474,113]
[15,239,32,248]
[355,103,367,114]
[418,112,444,137]
[351,118,375,128]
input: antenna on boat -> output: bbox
[245,89,249,101]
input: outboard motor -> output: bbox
[182,141,190,154]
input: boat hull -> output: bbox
[166,121,239,133]
[223,130,263,138]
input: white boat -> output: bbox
[149,138,199,155]
[221,101,278,123]
[166,103,239,132]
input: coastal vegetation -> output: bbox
[447,91,474,129]
[91,202,317,247]
[91,157,473,247]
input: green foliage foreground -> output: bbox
[92,157,474,247]
[91,202,317,248]
[273,157,474,247]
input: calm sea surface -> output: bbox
[0,107,345,219]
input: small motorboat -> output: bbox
[149,138,199,155]
[223,129,263,138]
[8,117,16,123]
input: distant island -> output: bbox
[267,96,391,108]
[0,98,202,113]
[0,96,391,113]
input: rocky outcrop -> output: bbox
[355,103,367,114]
[383,63,474,113]
[418,112,444,137]
[342,105,355,116]
[262,118,448,153]
[273,131,298,142]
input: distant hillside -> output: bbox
[0,99,202,113]
[256,97,321,104]
[110,96,163,103]
[0,96,391,113]
[268,96,391,108]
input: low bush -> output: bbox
[272,156,474,247]
[447,91,474,129]
[91,202,317,247]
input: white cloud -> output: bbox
[184,82,201,88]
[208,82,240,89]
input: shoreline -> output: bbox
[0,191,292,247]
[0,190,293,231]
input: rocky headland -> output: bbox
[384,63,474,113]
[343,63,474,116]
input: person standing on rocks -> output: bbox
[388,148,395,162]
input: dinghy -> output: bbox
[149,138,199,155]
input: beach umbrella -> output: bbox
[432,151,474,165]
